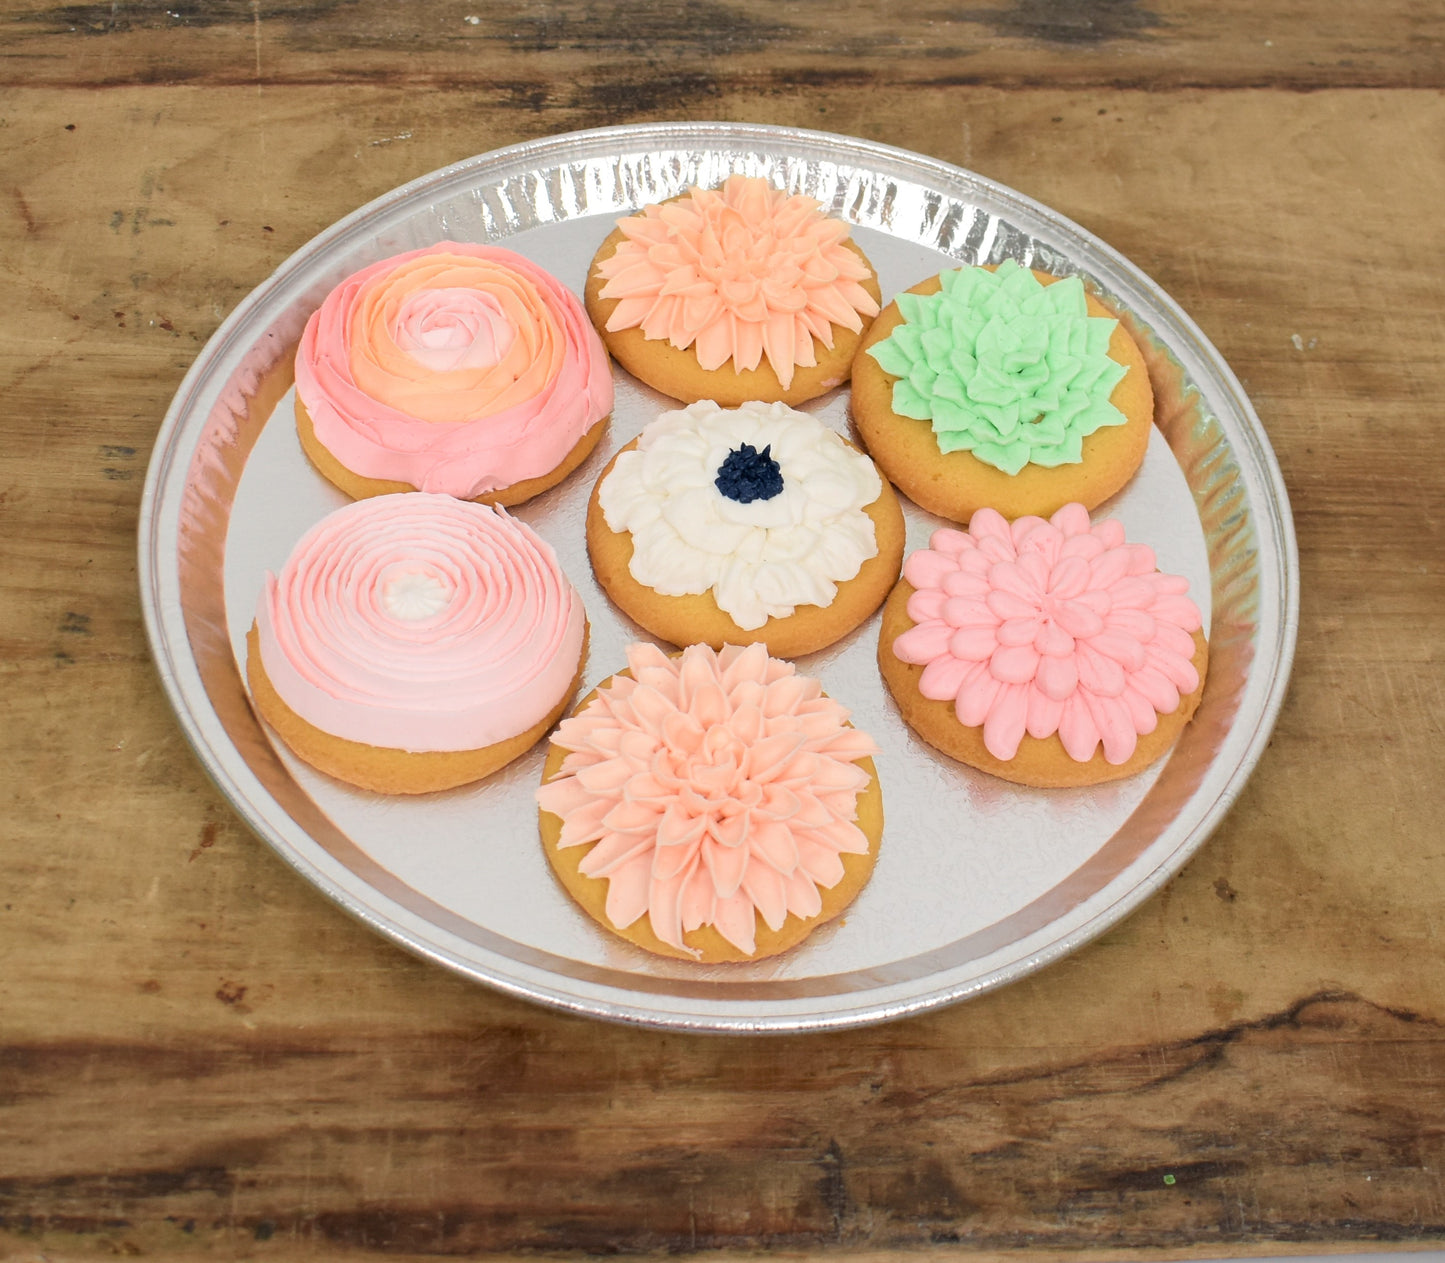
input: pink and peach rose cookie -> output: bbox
[878,504,1208,788]
[247,493,587,795]
[294,242,612,506]
[536,642,883,963]
[584,175,882,406]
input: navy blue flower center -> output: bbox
[714,443,784,504]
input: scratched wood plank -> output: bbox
[1,68,1443,1259]
[0,995,1441,1255]
[2,0,1444,91]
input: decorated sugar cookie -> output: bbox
[852,260,1153,521]
[585,176,882,406]
[295,242,612,505]
[537,642,883,962]
[878,503,1207,787]
[247,493,587,794]
[587,399,905,658]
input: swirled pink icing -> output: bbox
[596,175,880,388]
[535,642,879,957]
[295,243,612,499]
[255,493,585,753]
[893,504,1203,765]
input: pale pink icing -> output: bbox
[295,243,612,499]
[535,642,879,957]
[596,175,880,388]
[893,504,1203,765]
[256,493,585,753]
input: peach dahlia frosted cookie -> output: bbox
[587,399,905,658]
[247,493,587,795]
[878,504,1208,788]
[852,260,1153,522]
[295,242,612,506]
[536,642,883,962]
[584,175,882,406]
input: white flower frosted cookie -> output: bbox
[586,400,905,658]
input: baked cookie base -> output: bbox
[585,437,906,659]
[538,685,883,963]
[296,396,607,508]
[584,228,882,407]
[246,622,587,795]
[851,271,1154,523]
[877,580,1209,788]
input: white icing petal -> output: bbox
[599,400,881,629]
[760,525,820,564]
[662,496,753,555]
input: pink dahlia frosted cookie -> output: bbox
[878,504,1208,788]
[247,493,587,795]
[584,175,882,406]
[537,642,884,963]
[295,242,613,506]
[586,399,905,658]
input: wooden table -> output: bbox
[3,1,1442,1257]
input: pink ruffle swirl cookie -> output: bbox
[877,504,1209,788]
[295,242,613,506]
[246,493,588,795]
[584,175,882,406]
[536,642,884,963]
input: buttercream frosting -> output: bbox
[256,493,585,753]
[596,175,880,388]
[865,260,1128,475]
[536,641,879,957]
[597,400,882,630]
[892,504,1202,765]
[295,242,613,499]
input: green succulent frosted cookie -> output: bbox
[865,259,1128,476]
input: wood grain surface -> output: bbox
[3,0,1444,1257]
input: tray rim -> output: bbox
[138,121,1300,1034]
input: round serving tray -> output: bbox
[139,122,1297,1034]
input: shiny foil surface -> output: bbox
[139,123,1298,1033]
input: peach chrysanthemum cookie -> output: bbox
[585,175,882,406]
[247,493,587,794]
[852,260,1153,521]
[587,399,905,658]
[537,642,883,962]
[295,242,612,506]
[878,503,1208,788]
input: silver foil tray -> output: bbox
[139,123,1298,1033]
